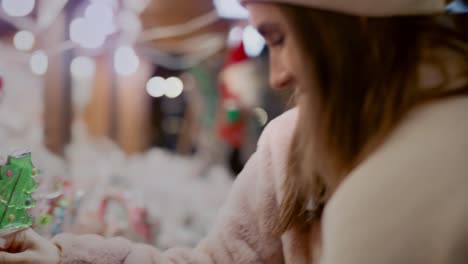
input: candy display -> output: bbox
[98,189,155,243]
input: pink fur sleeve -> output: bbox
[52,117,288,264]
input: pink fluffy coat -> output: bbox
[53,108,318,264]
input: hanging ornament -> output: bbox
[216,42,253,148]
[0,152,38,236]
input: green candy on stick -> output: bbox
[0,152,38,236]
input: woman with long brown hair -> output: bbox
[0,0,467,263]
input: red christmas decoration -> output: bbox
[216,42,253,148]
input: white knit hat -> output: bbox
[239,0,446,16]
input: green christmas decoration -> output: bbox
[0,152,38,235]
[36,214,53,227]
[226,107,241,123]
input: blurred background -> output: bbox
[0,0,291,249]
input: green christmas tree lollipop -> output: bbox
[0,152,38,235]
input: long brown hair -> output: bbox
[274,5,468,234]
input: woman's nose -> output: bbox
[270,68,292,90]
[269,56,292,89]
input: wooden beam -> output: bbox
[42,13,71,155]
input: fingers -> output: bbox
[0,229,29,253]
[0,228,42,255]
[0,251,32,264]
[0,230,58,264]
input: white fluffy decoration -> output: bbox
[67,134,233,248]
